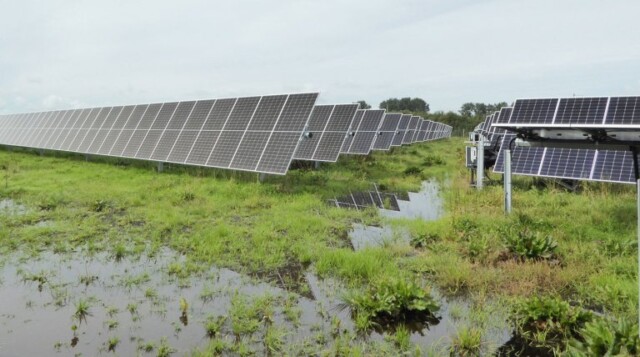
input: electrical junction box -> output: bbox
[465,146,477,168]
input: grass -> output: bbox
[0,137,637,354]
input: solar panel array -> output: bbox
[0,93,319,175]
[490,96,639,184]
[0,94,452,176]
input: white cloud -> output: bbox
[0,0,638,114]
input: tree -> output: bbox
[458,102,508,117]
[356,100,371,109]
[379,97,429,113]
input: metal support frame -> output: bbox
[157,162,164,173]
[476,135,484,190]
[258,173,266,182]
[504,149,512,214]
[314,161,321,170]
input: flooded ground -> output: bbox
[0,180,514,355]
[0,248,511,356]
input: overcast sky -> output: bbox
[1,0,639,114]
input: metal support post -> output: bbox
[314,161,321,170]
[258,173,266,182]
[157,162,164,173]
[476,135,484,190]
[504,149,512,214]
[637,178,640,334]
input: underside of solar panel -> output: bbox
[491,96,640,184]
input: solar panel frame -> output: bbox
[342,109,385,155]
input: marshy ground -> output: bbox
[0,138,637,356]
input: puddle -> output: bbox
[0,199,27,215]
[330,180,445,250]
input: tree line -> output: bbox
[354,97,509,135]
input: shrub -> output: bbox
[565,317,638,356]
[341,277,439,330]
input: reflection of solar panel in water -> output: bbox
[0,93,319,175]
[372,113,401,151]
[391,114,412,146]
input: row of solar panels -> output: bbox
[0,93,452,175]
[472,96,638,184]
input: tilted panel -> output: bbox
[539,148,595,179]
[293,105,334,161]
[310,103,359,162]
[391,114,411,146]
[508,98,558,124]
[346,109,385,154]
[372,113,401,151]
[605,97,640,126]
[591,150,635,183]
[554,97,607,125]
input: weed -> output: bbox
[73,298,92,324]
[565,317,639,356]
[204,315,226,338]
[156,337,175,357]
[512,296,591,347]
[106,336,119,352]
[403,166,422,176]
[502,228,558,261]
[105,319,118,330]
[341,277,439,330]
[90,199,110,212]
[450,326,483,356]
[410,232,439,249]
[392,325,411,351]
[144,287,158,300]
[264,325,286,354]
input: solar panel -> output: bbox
[293,104,359,162]
[342,109,385,155]
[0,93,319,175]
[371,113,401,151]
[507,98,558,124]
[391,114,412,146]
[402,116,420,144]
[553,97,608,125]
[605,97,640,125]
[416,120,429,142]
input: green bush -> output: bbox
[565,317,638,356]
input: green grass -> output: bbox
[0,138,637,354]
